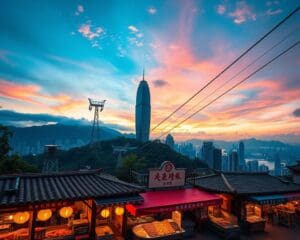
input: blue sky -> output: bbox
[0,0,300,142]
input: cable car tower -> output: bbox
[88,98,106,144]
[42,145,59,173]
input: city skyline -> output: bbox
[0,0,300,142]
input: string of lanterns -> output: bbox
[10,205,125,224]
[100,206,124,218]
[10,206,75,224]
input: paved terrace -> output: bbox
[191,224,300,240]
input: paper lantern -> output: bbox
[100,208,110,218]
[8,215,13,220]
[37,209,52,221]
[59,206,73,218]
[115,206,124,216]
[14,212,30,224]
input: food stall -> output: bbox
[94,195,144,239]
[244,203,266,232]
[207,194,241,239]
[0,170,143,240]
[126,188,222,240]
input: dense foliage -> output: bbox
[0,125,38,174]
[23,137,207,178]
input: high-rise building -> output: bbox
[274,153,281,176]
[229,150,239,172]
[238,141,245,169]
[247,160,259,172]
[135,71,151,142]
[213,148,222,171]
[222,150,230,171]
[202,141,214,168]
[165,134,175,149]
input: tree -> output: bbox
[0,124,38,174]
[0,125,12,161]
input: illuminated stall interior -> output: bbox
[0,170,142,240]
[192,172,300,234]
[126,188,222,239]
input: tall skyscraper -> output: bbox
[135,71,151,142]
[229,150,239,172]
[238,141,245,169]
[213,148,222,171]
[165,134,175,149]
[202,141,214,168]
[222,150,230,171]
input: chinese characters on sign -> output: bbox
[148,161,185,188]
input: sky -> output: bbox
[0,0,300,143]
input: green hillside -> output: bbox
[23,137,207,178]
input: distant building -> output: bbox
[165,134,175,149]
[222,150,230,171]
[178,142,196,159]
[259,164,269,172]
[213,148,222,171]
[274,153,281,176]
[287,161,300,184]
[202,142,214,168]
[238,141,245,169]
[229,150,239,172]
[135,71,151,142]
[247,160,259,172]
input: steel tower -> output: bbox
[88,98,106,144]
[42,145,59,173]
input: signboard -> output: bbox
[148,161,185,189]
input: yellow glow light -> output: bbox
[100,208,110,218]
[115,206,124,216]
[37,209,52,221]
[13,212,30,224]
[59,206,73,218]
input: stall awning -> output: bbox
[248,195,288,205]
[284,192,300,201]
[126,188,222,216]
[96,195,144,206]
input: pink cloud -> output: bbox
[78,24,103,40]
[217,4,226,15]
[229,1,256,24]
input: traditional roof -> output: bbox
[191,172,300,196]
[0,170,143,208]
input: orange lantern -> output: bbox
[115,206,124,216]
[8,215,13,220]
[37,209,52,221]
[100,208,110,218]
[59,206,73,218]
[13,212,30,224]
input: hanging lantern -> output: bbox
[59,206,73,218]
[100,208,110,218]
[13,212,30,224]
[8,215,13,220]
[115,206,124,216]
[37,209,52,221]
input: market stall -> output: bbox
[0,170,143,240]
[207,196,241,239]
[126,188,222,239]
[95,195,144,239]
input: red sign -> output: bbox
[148,161,185,188]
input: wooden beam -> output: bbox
[90,201,97,239]
[29,209,37,240]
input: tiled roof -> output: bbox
[192,172,300,195]
[0,170,142,207]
